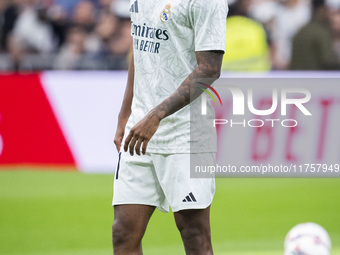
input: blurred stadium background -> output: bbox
[0,0,340,71]
[1,0,340,254]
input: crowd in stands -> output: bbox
[223,0,340,71]
[0,0,132,70]
[0,0,339,71]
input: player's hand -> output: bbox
[124,112,160,156]
[114,128,125,152]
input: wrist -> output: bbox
[149,109,163,122]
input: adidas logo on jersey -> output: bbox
[129,0,139,13]
[182,192,197,202]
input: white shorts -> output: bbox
[112,151,216,213]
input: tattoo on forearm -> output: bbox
[152,51,224,120]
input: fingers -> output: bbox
[114,138,121,152]
[114,128,125,152]
[128,135,139,156]
[142,140,149,155]
[135,138,144,156]
[124,132,133,153]
[116,143,121,152]
[124,130,150,156]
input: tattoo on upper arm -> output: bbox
[195,50,224,77]
[153,51,224,120]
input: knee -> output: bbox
[112,220,127,248]
[112,219,143,249]
[178,223,213,255]
[177,222,211,243]
[180,226,207,242]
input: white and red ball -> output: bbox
[284,222,331,255]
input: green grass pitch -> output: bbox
[0,168,339,255]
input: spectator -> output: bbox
[221,0,271,71]
[2,0,336,71]
[107,18,131,55]
[98,0,114,13]
[0,0,6,50]
[47,4,69,47]
[111,0,130,19]
[71,0,95,32]
[12,0,54,53]
[249,0,277,35]
[290,0,340,70]
[103,0,132,69]
[54,0,82,16]
[95,11,118,42]
[0,0,20,51]
[0,0,135,71]
[2,34,24,70]
[271,0,311,70]
[54,26,88,69]
[328,0,340,59]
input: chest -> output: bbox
[129,0,192,34]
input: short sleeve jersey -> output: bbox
[125,0,228,153]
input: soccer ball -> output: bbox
[284,222,331,255]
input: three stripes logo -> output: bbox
[182,192,197,202]
[198,82,222,106]
[129,0,139,13]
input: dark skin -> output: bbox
[113,50,134,153]
[115,50,224,155]
[113,49,223,255]
[113,204,212,255]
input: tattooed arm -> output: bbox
[124,51,224,155]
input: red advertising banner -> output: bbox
[0,74,75,167]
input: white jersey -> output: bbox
[125,0,228,153]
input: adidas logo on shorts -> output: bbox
[182,192,197,202]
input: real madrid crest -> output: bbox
[160,4,171,23]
